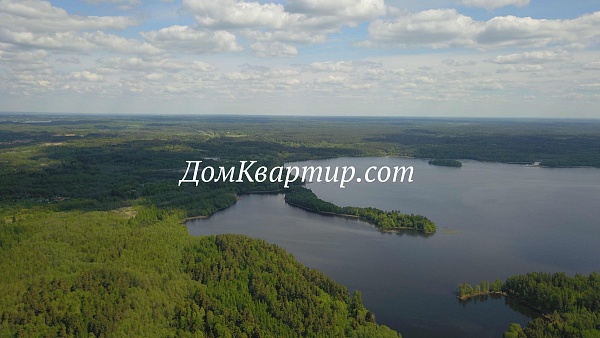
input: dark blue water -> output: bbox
[187,157,600,337]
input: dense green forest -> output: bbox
[0,207,399,337]
[458,272,600,337]
[428,159,462,167]
[502,272,600,337]
[2,114,600,337]
[284,186,436,233]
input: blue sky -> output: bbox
[1,0,599,117]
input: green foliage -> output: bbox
[504,323,526,338]
[428,159,462,167]
[503,272,600,314]
[0,207,399,337]
[459,273,600,337]
[285,186,436,233]
[501,272,600,337]
[457,280,499,299]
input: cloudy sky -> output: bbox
[1,0,599,117]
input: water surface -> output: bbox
[187,157,600,337]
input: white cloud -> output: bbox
[304,61,380,72]
[461,0,529,11]
[96,57,215,72]
[0,47,50,71]
[470,80,503,91]
[181,0,385,48]
[72,71,104,82]
[0,0,136,33]
[366,9,600,50]
[286,0,385,20]
[442,59,477,67]
[367,9,481,48]
[496,64,544,73]
[584,61,600,70]
[182,0,292,29]
[315,75,346,84]
[0,0,156,55]
[141,25,242,54]
[251,42,298,57]
[489,50,572,64]
[86,31,161,55]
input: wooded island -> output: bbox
[285,186,436,233]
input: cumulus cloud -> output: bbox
[182,0,289,29]
[86,31,161,55]
[96,57,215,72]
[72,71,104,82]
[0,0,161,56]
[315,75,346,84]
[442,59,477,67]
[181,0,385,47]
[0,47,49,71]
[367,9,481,48]
[250,42,298,57]
[489,50,572,64]
[496,64,544,73]
[303,61,380,72]
[286,0,385,20]
[141,25,242,54]
[461,0,529,11]
[366,9,600,50]
[183,0,385,28]
[0,0,136,33]
[471,80,503,91]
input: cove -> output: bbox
[187,157,600,337]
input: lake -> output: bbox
[187,157,600,337]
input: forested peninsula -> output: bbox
[284,186,436,233]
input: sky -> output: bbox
[1,0,599,118]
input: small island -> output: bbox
[285,186,436,233]
[428,159,462,167]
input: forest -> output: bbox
[0,207,399,337]
[458,272,600,337]
[2,114,600,337]
[284,186,436,233]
